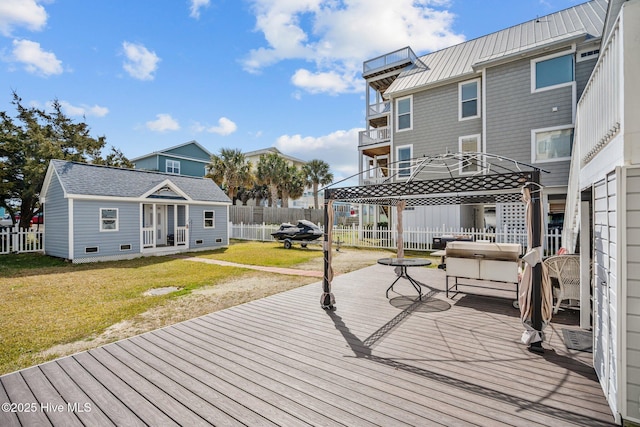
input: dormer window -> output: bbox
[166,159,180,174]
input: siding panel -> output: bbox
[626,167,640,419]
[72,200,140,260]
[44,175,69,259]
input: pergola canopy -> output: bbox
[321,152,550,353]
[324,152,546,206]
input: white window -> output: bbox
[459,134,481,174]
[396,96,412,131]
[166,159,180,174]
[396,145,413,178]
[100,208,118,232]
[531,125,574,163]
[459,79,480,120]
[204,210,215,228]
[531,52,574,92]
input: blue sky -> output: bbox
[0,0,584,184]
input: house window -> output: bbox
[396,96,412,131]
[166,159,180,174]
[100,208,118,232]
[532,53,574,92]
[532,126,574,163]
[459,79,480,120]
[459,134,481,174]
[204,210,215,228]
[396,145,412,178]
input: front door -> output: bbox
[156,205,167,246]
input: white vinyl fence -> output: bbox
[230,223,563,256]
[0,227,44,255]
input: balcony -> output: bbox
[359,126,390,148]
[363,46,418,78]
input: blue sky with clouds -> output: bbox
[0,0,583,184]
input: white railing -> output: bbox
[359,127,390,147]
[0,227,44,255]
[363,46,417,74]
[142,227,154,248]
[175,226,187,245]
[230,223,563,256]
[368,101,390,117]
[578,22,621,166]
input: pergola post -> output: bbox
[321,190,334,309]
[529,170,544,354]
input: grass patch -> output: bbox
[195,240,324,267]
[0,254,247,375]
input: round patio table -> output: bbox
[377,257,432,300]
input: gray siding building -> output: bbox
[40,160,231,263]
[358,0,607,232]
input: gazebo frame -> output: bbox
[321,153,547,353]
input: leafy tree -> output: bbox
[0,92,126,228]
[256,152,287,207]
[206,148,254,205]
[302,159,334,209]
[92,147,134,168]
[280,164,305,208]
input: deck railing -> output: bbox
[142,227,154,248]
[175,226,187,245]
[577,22,621,166]
[359,126,390,147]
[0,227,44,255]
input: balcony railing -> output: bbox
[359,127,390,147]
[368,101,390,117]
[363,46,417,75]
[577,23,621,166]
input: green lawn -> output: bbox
[0,241,325,375]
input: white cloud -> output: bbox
[146,114,180,132]
[0,0,47,36]
[122,41,160,81]
[275,128,363,184]
[11,39,62,76]
[205,117,238,136]
[244,0,465,95]
[291,68,356,95]
[189,0,210,19]
[60,101,109,117]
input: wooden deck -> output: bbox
[1,264,616,426]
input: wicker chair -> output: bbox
[544,255,581,314]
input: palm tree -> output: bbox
[280,165,305,208]
[302,159,334,209]
[256,152,287,207]
[206,148,254,204]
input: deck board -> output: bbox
[0,264,616,426]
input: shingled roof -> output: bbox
[385,0,607,96]
[43,160,231,203]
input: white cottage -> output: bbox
[40,160,231,263]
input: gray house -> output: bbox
[359,0,607,232]
[40,160,231,263]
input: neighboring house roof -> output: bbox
[42,160,231,204]
[244,147,307,166]
[130,140,212,163]
[385,0,607,96]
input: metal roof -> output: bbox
[385,0,607,96]
[46,160,231,203]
